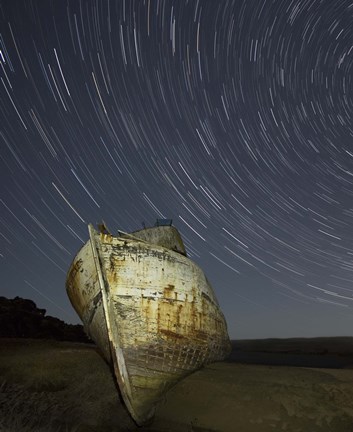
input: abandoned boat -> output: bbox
[66,220,231,425]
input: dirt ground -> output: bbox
[1,339,353,432]
[147,363,353,432]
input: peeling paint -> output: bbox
[66,223,231,425]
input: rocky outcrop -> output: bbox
[0,296,91,343]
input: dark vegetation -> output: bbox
[0,297,135,430]
[0,339,136,432]
[0,296,91,343]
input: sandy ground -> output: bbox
[1,339,353,432]
[148,363,353,432]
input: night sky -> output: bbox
[1,0,353,339]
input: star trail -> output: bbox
[1,0,353,339]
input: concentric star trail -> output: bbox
[1,0,353,338]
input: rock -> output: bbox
[0,296,91,343]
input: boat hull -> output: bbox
[66,226,231,424]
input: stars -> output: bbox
[1,0,353,337]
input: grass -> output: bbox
[0,339,137,432]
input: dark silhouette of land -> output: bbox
[230,337,353,369]
[0,296,90,343]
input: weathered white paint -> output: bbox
[66,224,231,425]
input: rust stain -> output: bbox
[163,284,175,299]
[160,329,185,339]
[177,304,183,327]
[66,224,231,426]
[67,258,83,285]
[194,329,208,341]
[101,232,113,244]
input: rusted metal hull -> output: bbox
[66,224,231,425]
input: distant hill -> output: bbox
[231,337,353,356]
[0,296,91,343]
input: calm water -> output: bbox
[228,350,353,369]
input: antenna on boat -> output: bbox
[98,221,110,234]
